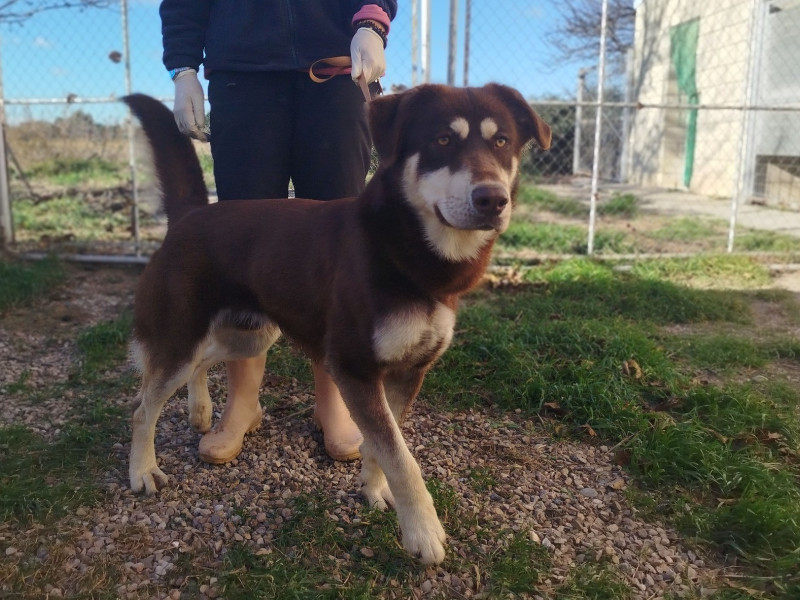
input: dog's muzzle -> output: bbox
[472,184,509,219]
[471,183,510,231]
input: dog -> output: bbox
[124,83,550,565]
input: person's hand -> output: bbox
[350,26,386,84]
[173,68,207,141]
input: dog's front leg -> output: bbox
[336,375,447,565]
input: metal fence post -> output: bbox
[573,69,586,175]
[120,0,141,258]
[448,0,458,85]
[587,0,610,256]
[619,48,634,183]
[463,0,471,86]
[0,38,12,248]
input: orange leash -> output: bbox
[308,56,380,102]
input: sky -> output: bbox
[0,1,585,124]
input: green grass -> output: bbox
[629,254,772,288]
[26,157,124,187]
[499,221,632,254]
[650,217,725,243]
[515,186,638,220]
[13,195,132,242]
[555,561,633,599]
[485,530,551,595]
[512,184,800,259]
[0,313,132,525]
[417,257,800,596]
[735,229,800,253]
[599,193,639,218]
[518,185,586,217]
[75,311,134,381]
[3,255,800,597]
[0,256,65,312]
[217,492,415,598]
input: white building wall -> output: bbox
[629,0,754,197]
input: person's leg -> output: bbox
[209,71,295,200]
[311,361,364,461]
[199,73,295,463]
[292,74,371,461]
[198,354,267,464]
[291,74,371,200]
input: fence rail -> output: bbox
[2,0,800,262]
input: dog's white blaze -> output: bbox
[402,154,499,262]
[480,118,498,140]
[450,117,469,139]
[373,303,455,363]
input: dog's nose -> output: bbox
[471,184,509,217]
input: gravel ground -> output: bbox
[0,264,727,598]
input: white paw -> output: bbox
[129,461,169,495]
[400,506,447,564]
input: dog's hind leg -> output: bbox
[186,324,280,434]
[335,373,446,565]
[129,365,190,494]
[187,365,213,433]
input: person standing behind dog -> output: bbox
[159,0,396,464]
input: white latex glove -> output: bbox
[350,27,386,84]
[173,68,207,141]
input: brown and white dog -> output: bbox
[124,84,550,564]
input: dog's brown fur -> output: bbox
[125,84,550,564]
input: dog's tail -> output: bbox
[123,94,209,224]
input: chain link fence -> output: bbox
[1,0,800,261]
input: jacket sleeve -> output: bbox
[352,1,397,32]
[160,0,213,71]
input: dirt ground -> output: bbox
[1,261,794,599]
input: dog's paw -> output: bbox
[400,505,447,564]
[188,388,212,433]
[189,407,212,433]
[361,480,395,510]
[129,464,169,495]
[401,517,447,565]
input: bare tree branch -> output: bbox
[547,0,635,71]
[0,0,112,26]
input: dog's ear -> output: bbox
[368,91,406,165]
[484,83,552,151]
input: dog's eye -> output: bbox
[495,137,509,148]
[437,135,451,146]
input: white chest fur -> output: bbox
[373,303,456,364]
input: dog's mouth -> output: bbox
[434,204,500,232]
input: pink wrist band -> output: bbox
[352,5,391,34]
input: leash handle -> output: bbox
[309,56,381,102]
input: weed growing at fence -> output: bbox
[13,196,133,243]
[511,184,800,257]
[25,157,125,188]
[600,193,639,218]
[0,256,65,312]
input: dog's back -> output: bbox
[124,94,209,224]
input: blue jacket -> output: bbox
[160,0,397,73]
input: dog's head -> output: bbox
[369,83,551,261]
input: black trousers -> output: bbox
[207,71,371,201]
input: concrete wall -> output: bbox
[628,0,754,197]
